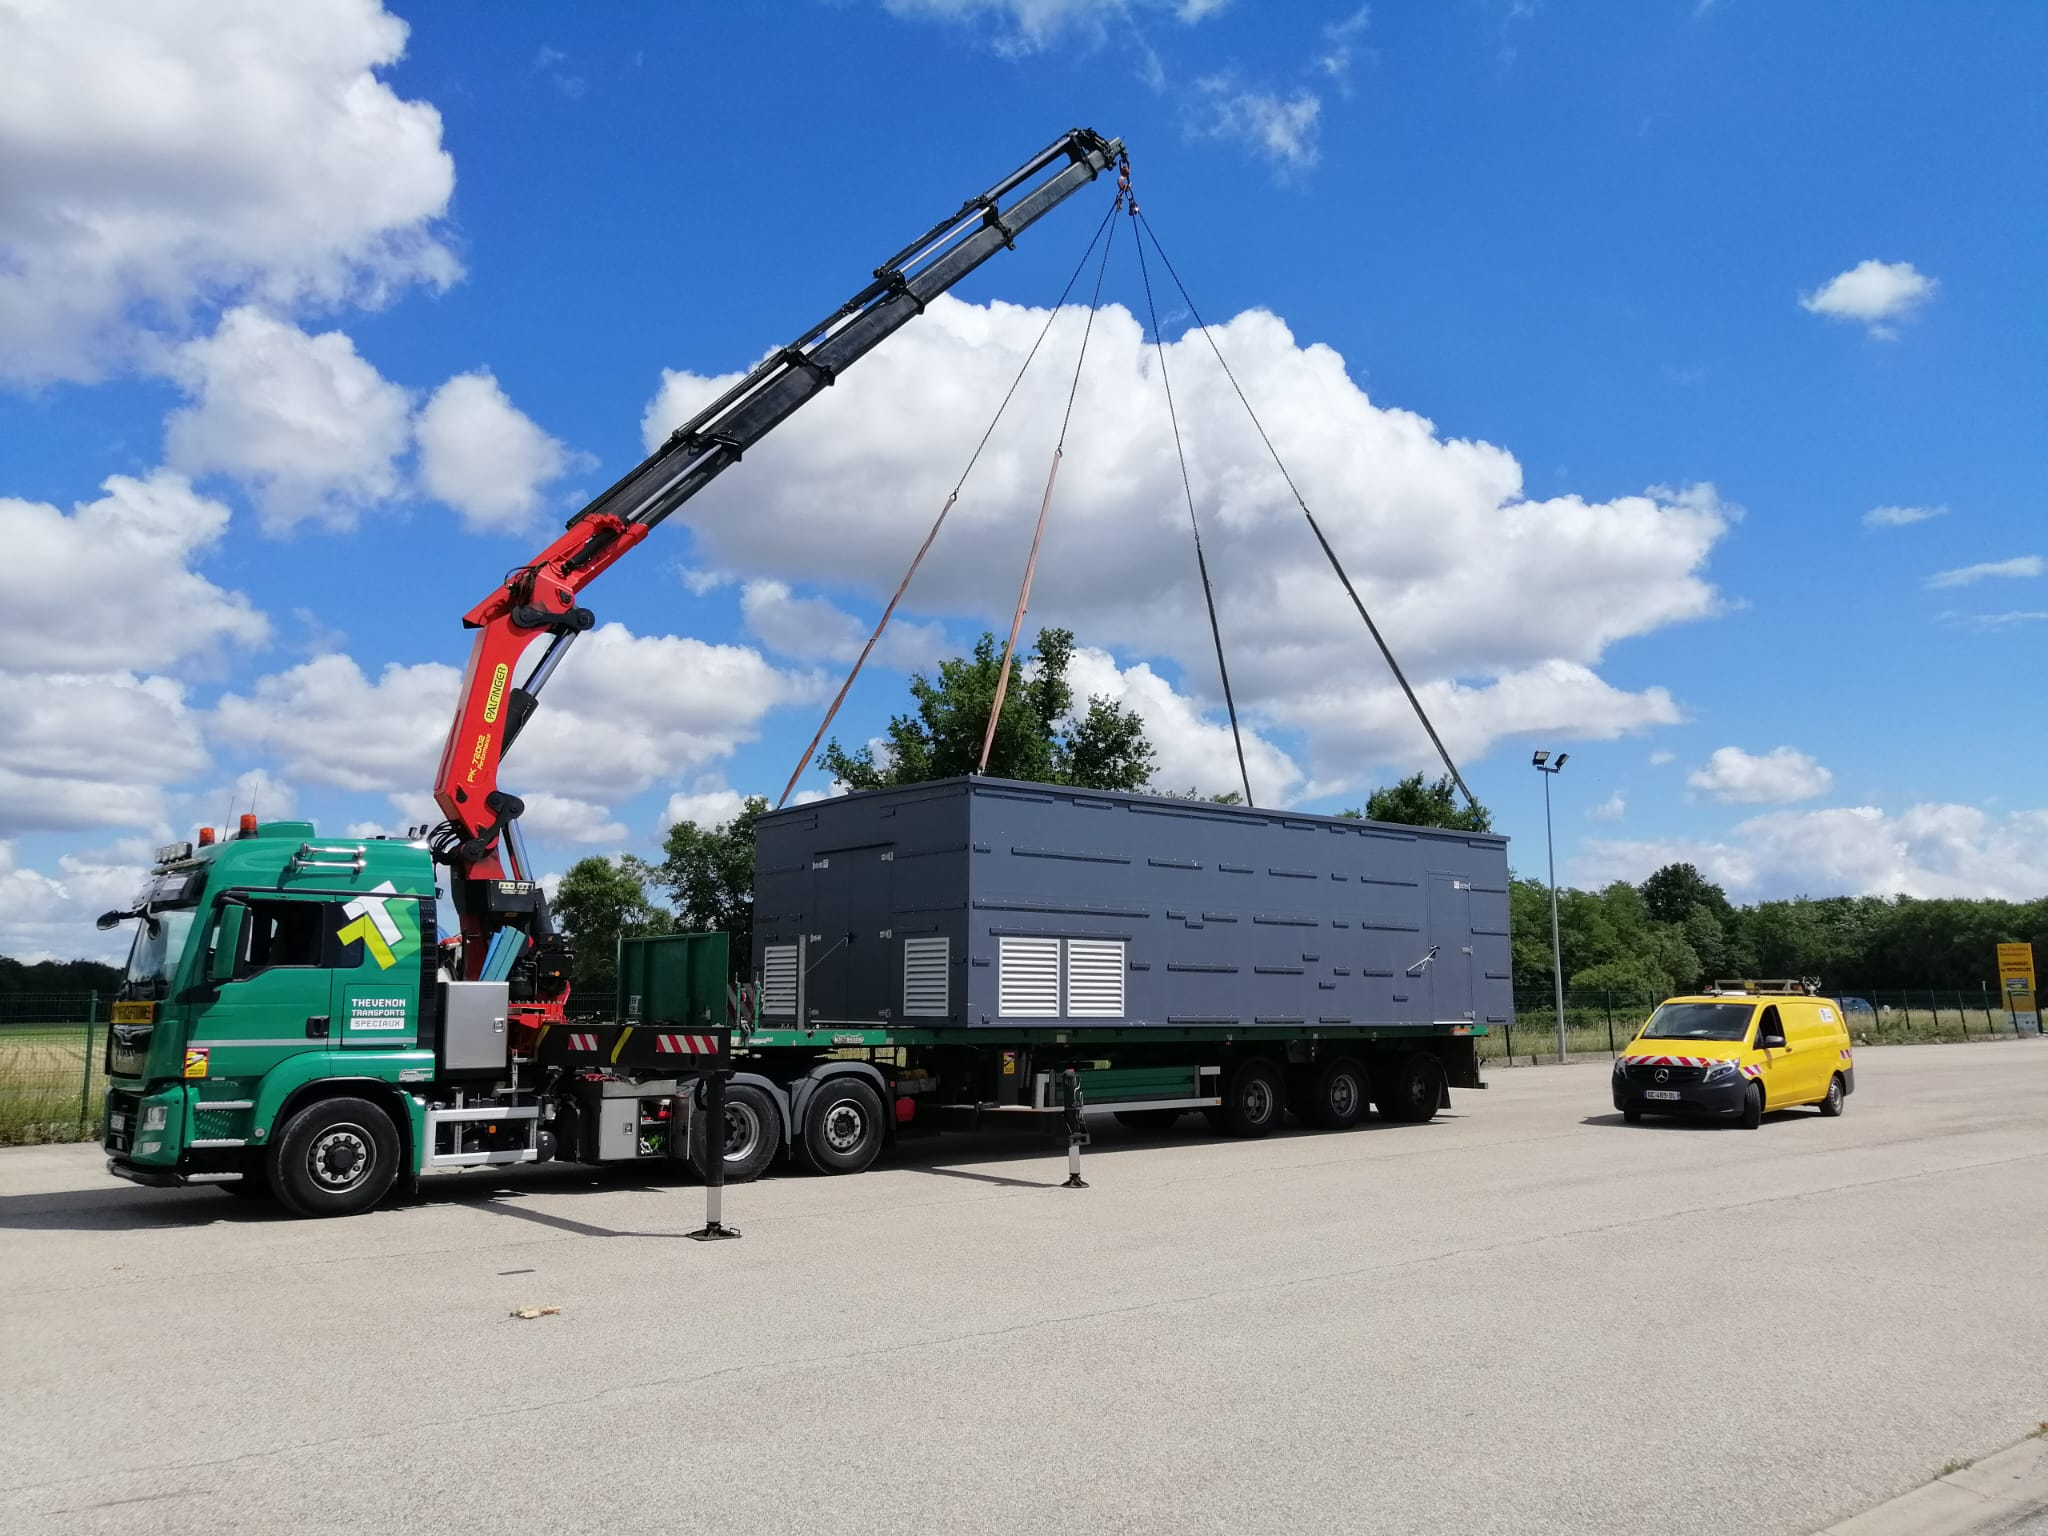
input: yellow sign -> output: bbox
[110,1000,156,1025]
[482,662,510,724]
[183,1047,210,1079]
[1998,942,2036,997]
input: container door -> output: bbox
[1426,874,1475,1024]
[808,846,893,1022]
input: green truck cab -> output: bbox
[100,823,440,1215]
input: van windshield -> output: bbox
[1641,1002,1754,1041]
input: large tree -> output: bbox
[658,797,768,979]
[550,855,673,1005]
[820,627,1154,792]
[1639,862,1732,924]
[1344,772,1494,833]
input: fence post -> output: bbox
[78,991,99,1137]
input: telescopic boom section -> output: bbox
[428,129,1123,982]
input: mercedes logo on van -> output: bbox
[1655,1068,1670,1083]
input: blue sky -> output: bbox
[1,0,2042,960]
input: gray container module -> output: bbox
[752,776,1513,1033]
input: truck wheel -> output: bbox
[1305,1057,1369,1130]
[689,1082,779,1184]
[268,1096,400,1218]
[1375,1052,1445,1124]
[1113,1108,1182,1133]
[1740,1082,1764,1130]
[1818,1073,1846,1118]
[1211,1059,1284,1138]
[797,1078,885,1175]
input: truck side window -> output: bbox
[237,901,364,975]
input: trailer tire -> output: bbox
[1113,1108,1183,1133]
[1374,1052,1445,1124]
[688,1082,778,1184]
[1305,1057,1370,1130]
[268,1095,400,1218]
[797,1078,885,1175]
[1208,1058,1284,1138]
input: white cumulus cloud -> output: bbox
[1863,504,1946,528]
[1063,645,1303,803]
[1,470,268,672]
[1686,746,1833,805]
[416,370,577,533]
[163,307,413,531]
[0,671,209,835]
[641,296,1725,798]
[1585,791,1626,822]
[739,579,951,672]
[0,841,154,963]
[1578,804,2048,902]
[1799,259,1938,338]
[0,0,458,382]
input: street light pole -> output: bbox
[1533,751,1569,1063]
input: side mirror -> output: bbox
[96,909,126,931]
[210,905,245,983]
[1757,1032,1785,1050]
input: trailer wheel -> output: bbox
[688,1083,778,1184]
[1207,1059,1284,1138]
[1374,1052,1445,1125]
[797,1078,885,1175]
[1305,1057,1369,1130]
[268,1096,400,1218]
[1113,1108,1183,1134]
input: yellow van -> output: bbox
[1610,981,1855,1129]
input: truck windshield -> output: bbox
[1641,1002,1755,1041]
[121,907,197,999]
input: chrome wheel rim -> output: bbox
[309,1124,373,1189]
[822,1098,866,1154]
[723,1101,763,1162]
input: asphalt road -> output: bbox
[2,1041,2045,1536]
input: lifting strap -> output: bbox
[1134,210,1480,812]
[977,189,1123,773]
[774,195,1123,809]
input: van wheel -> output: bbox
[1376,1052,1446,1124]
[1622,1108,1643,1125]
[688,1083,778,1183]
[1114,1108,1182,1133]
[268,1096,400,1218]
[1210,1059,1284,1138]
[797,1078,884,1175]
[1740,1082,1764,1130]
[1305,1057,1369,1129]
[1818,1073,1846,1118]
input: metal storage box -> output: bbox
[616,931,729,1027]
[439,979,510,1074]
[752,776,1514,1032]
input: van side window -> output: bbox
[1756,1004,1783,1044]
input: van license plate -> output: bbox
[1644,1090,1681,1101]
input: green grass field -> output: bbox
[0,1026,107,1147]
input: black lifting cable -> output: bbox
[1134,210,1479,812]
[1130,192,1257,809]
[774,193,1124,809]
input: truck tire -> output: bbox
[1114,1108,1183,1133]
[1304,1057,1369,1130]
[268,1096,400,1218]
[797,1077,885,1175]
[1374,1052,1445,1124]
[688,1082,779,1184]
[1207,1058,1284,1138]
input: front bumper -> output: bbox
[1612,1073,1749,1118]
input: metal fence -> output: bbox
[1488,985,2039,1062]
[0,992,106,1147]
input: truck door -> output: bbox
[190,894,345,1082]
[1426,874,1475,1024]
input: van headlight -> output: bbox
[1703,1061,1738,1084]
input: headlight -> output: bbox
[1612,1055,1630,1075]
[143,1104,169,1130]
[1703,1060,1737,1084]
